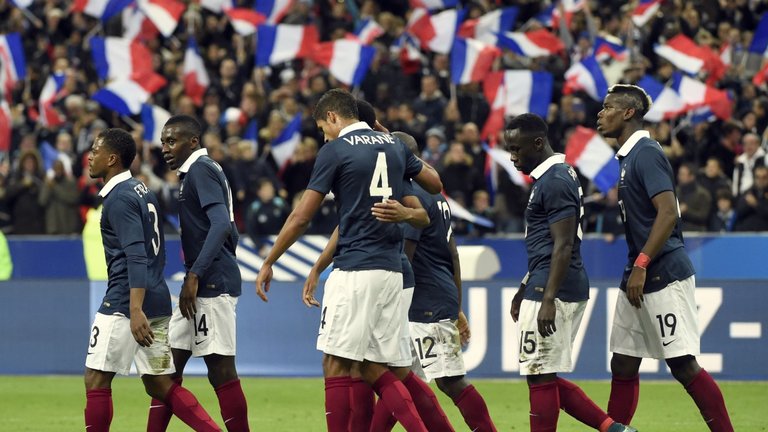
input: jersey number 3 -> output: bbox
[147,203,160,256]
[369,152,392,200]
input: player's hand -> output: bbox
[510,288,524,322]
[130,310,154,347]
[537,298,557,337]
[457,311,471,346]
[373,120,389,133]
[371,199,409,223]
[626,266,646,308]
[179,273,199,320]
[302,269,321,308]
[256,264,273,302]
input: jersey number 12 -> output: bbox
[369,152,392,200]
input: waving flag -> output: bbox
[310,40,375,86]
[631,0,661,27]
[198,0,233,13]
[486,70,553,118]
[256,0,295,24]
[670,73,732,120]
[38,73,67,127]
[92,80,150,115]
[637,75,684,122]
[271,113,302,168]
[450,38,500,85]
[243,118,259,144]
[750,14,768,57]
[354,18,384,44]
[256,24,318,66]
[0,100,11,151]
[593,36,627,61]
[224,8,267,35]
[122,5,159,41]
[497,29,565,57]
[443,193,494,228]
[409,0,458,9]
[141,104,171,146]
[183,37,209,106]
[91,37,157,82]
[407,8,464,54]
[754,61,768,86]
[136,0,185,37]
[653,34,706,75]
[458,7,518,45]
[483,143,528,187]
[73,0,133,21]
[391,34,424,74]
[566,127,619,193]
[564,56,608,102]
[0,33,26,100]
[9,0,33,9]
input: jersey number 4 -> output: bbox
[369,152,392,200]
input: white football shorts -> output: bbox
[169,294,238,357]
[316,269,404,363]
[85,313,175,376]
[610,276,700,359]
[389,287,415,368]
[409,320,466,382]
[517,299,587,376]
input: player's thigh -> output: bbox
[409,320,465,382]
[517,299,584,376]
[388,287,415,368]
[135,316,175,376]
[85,313,139,375]
[643,277,700,358]
[365,270,405,363]
[169,295,237,357]
[316,270,373,361]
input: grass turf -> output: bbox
[0,376,765,431]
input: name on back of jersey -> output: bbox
[342,134,395,146]
[133,182,150,198]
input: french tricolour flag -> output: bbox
[670,72,732,120]
[271,113,302,168]
[485,70,553,118]
[407,8,464,55]
[653,34,706,75]
[637,75,684,122]
[593,36,627,62]
[122,5,159,42]
[310,40,375,86]
[91,37,154,81]
[753,61,768,86]
[354,18,384,44]
[183,37,209,106]
[256,24,318,66]
[224,8,267,35]
[450,38,500,85]
[256,0,295,24]
[564,56,607,102]
[458,7,518,45]
[482,143,529,187]
[496,29,564,58]
[0,33,26,98]
[409,0,458,9]
[38,73,67,127]
[9,0,33,9]
[141,104,171,146]
[73,0,133,21]
[136,0,185,37]
[566,126,619,193]
[749,14,768,57]
[443,193,494,228]
[631,0,661,27]
[198,0,233,13]
[0,100,11,151]
[92,80,150,115]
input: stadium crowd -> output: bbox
[1,0,768,243]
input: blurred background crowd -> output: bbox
[1,0,768,249]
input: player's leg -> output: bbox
[666,355,733,432]
[361,361,427,432]
[607,290,646,424]
[84,368,116,432]
[323,353,354,432]
[369,366,407,432]
[526,373,561,432]
[204,354,249,431]
[349,361,375,431]
[436,375,495,432]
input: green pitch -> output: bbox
[0,376,765,431]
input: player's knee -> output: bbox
[667,355,700,385]
[436,376,467,400]
[84,368,112,390]
[611,353,641,377]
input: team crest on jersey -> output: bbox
[567,166,578,182]
[528,186,536,205]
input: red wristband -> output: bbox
[634,252,651,269]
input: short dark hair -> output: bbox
[165,114,202,140]
[98,128,136,168]
[356,99,376,129]
[313,88,358,121]
[607,84,652,118]
[505,113,548,138]
[392,131,419,156]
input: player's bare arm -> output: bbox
[626,190,678,308]
[510,273,528,322]
[371,195,430,228]
[449,235,470,345]
[539,215,577,337]
[129,287,154,347]
[179,272,199,320]
[256,189,325,302]
[412,161,443,194]
[303,226,339,308]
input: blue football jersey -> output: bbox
[99,171,171,318]
[403,183,458,323]
[178,149,241,297]
[616,132,695,293]
[307,122,423,272]
[523,155,589,302]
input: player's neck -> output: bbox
[103,168,128,185]
[617,124,644,147]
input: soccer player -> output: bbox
[396,132,497,432]
[255,88,443,432]
[150,115,250,431]
[84,128,220,432]
[504,114,636,432]
[597,85,733,431]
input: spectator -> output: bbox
[732,133,766,198]
[734,165,768,231]
[709,188,737,232]
[281,137,317,203]
[39,158,81,234]
[461,122,486,175]
[440,142,484,203]
[246,178,289,253]
[300,191,337,235]
[677,162,712,232]
[412,75,447,130]
[698,158,732,227]
[421,127,447,170]
[469,190,497,237]
[3,150,45,234]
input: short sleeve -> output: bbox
[403,179,414,197]
[544,178,578,224]
[307,144,339,195]
[403,223,422,242]
[192,164,227,209]
[403,141,423,179]
[638,147,674,199]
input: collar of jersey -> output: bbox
[338,121,372,138]
[530,153,565,180]
[615,130,651,159]
[98,170,132,197]
[178,148,209,175]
